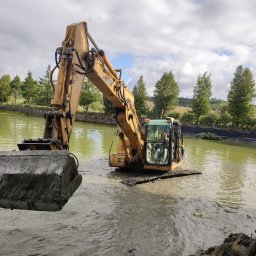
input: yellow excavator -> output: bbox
[0,22,184,211]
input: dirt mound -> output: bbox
[190,233,256,256]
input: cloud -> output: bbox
[0,0,255,99]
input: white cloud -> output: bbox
[0,0,255,99]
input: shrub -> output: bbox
[167,112,181,119]
[199,114,217,126]
[196,132,221,140]
[181,112,195,124]
[241,118,256,130]
[216,113,232,127]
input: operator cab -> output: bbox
[143,118,184,169]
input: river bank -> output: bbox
[1,104,256,144]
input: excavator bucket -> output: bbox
[0,150,82,211]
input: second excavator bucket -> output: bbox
[0,150,82,211]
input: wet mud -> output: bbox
[191,233,256,256]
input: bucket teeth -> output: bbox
[0,150,81,211]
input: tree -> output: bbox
[0,74,11,103]
[227,65,255,126]
[21,72,38,103]
[178,97,193,107]
[80,79,101,111]
[103,97,115,115]
[133,75,148,117]
[10,75,22,105]
[192,72,212,124]
[37,65,53,106]
[153,71,180,118]
[32,84,45,106]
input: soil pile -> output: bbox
[191,233,256,256]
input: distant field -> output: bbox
[174,106,191,114]
[146,100,191,114]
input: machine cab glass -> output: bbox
[144,123,171,166]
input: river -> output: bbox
[0,111,255,256]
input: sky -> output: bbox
[0,0,255,99]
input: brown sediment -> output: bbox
[190,233,256,256]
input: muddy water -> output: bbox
[0,111,255,256]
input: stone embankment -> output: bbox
[1,105,255,143]
[0,105,116,126]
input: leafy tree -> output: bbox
[227,65,255,126]
[103,97,115,115]
[153,71,180,118]
[21,72,38,103]
[37,65,53,106]
[133,75,148,117]
[192,72,212,124]
[178,97,193,107]
[10,75,22,105]
[80,79,101,111]
[0,74,11,103]
[32,84,45,106]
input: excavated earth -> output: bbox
[190,233,256,256]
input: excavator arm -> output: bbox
[42,21,144,165]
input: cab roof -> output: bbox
[145,119,172,125]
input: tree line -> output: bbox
[0,65,53,106]
[0,64,255,129]
[132,66,255,129]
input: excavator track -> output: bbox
[122,169,202,186]
[0,150,81,211]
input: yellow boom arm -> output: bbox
[44,21,144,164]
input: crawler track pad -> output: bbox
[0,150,82,211]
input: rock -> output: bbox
[193,210,203,218]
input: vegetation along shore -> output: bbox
[0,64,255,141]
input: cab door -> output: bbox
[144,125,171,166]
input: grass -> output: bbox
[174,106,191,114]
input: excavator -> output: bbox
[0,21,184,211]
